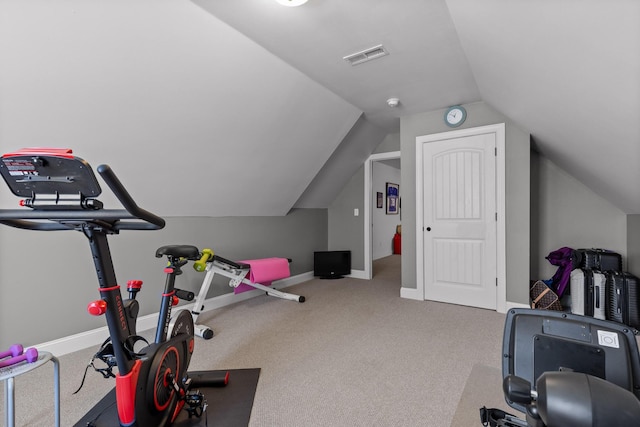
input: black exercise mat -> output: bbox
[74,368,261,427]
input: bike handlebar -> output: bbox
[96,164,165,230]
[0,164,165,232]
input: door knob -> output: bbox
[426,227,431,231]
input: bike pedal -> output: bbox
[184,390,206,418]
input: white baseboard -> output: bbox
[398,287,527,314]
[347,269,367,280]
[400,287,422,300]
[35,271,314,356]
[504,301,529,311]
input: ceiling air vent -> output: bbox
[343,44,389,66]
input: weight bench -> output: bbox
[190,252,305,339]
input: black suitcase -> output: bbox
[575,248,622,272]
[570,269,606,319]
[605,271,640,330]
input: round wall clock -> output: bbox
[444,105,467,128]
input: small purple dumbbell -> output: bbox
[0,344,23,359]
[0,347,38,368]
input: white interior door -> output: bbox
[422,132,497,309]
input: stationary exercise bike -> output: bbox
[0,148,221,426]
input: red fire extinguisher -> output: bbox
[393,233,401,255]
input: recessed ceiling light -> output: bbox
[275,0,308,6]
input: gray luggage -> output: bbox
[570,268,606,320]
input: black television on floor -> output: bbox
[314,250,351,279]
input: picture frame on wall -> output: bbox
[386,182,399,215]
[377,192,383,208]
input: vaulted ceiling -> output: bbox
[1,1,638,215]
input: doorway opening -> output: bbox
[364,151,401,280]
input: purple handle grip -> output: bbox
[0,347,38,368]
[0,344,23,359]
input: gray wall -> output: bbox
[0,209,327,349]
[374,132,401,154]
[400,102,531,304]
[530,151,627,279]
[328,166,365,269]
[628,215,640,276]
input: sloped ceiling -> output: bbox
[447,0,640,214]
[193,0,640,214]
[295,116,387,208]
[191,0,481,131]
[1,1,639,215]
[0,0,361,216]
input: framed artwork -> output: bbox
[386,182,399,215]
[376,192,383,208]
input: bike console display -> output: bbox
[0,148,164,231]
[0,148,102,206]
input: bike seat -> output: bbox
[155,245,200,260]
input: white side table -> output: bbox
[0,351,60,427]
